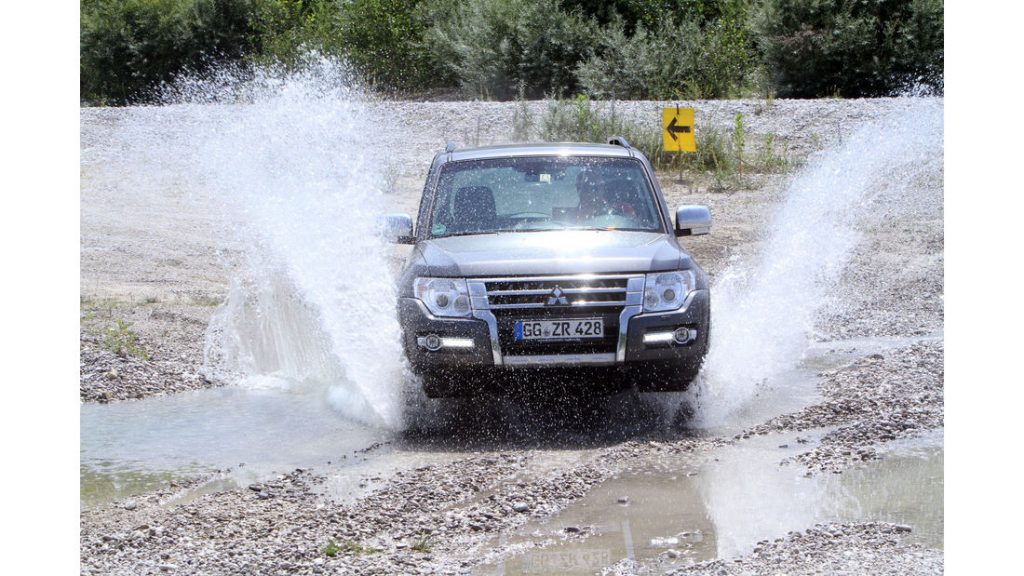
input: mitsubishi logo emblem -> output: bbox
[546,286,569,306]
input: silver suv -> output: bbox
[385,139,711,397]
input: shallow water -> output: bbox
[79,385,390,508]
[480,429,943,575]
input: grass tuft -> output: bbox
[410,533,434,553]
[322,539,382,557]
[187,292,224,307]
[103,319,149,361]
[754,133,791,173]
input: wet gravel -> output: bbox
[80,440,720,575]
[664,523,943,576]
[738,341,943,475]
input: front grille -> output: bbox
[474,274,643,357]
[484,276,631,309]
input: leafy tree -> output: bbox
[249,0,346,65]
[336,0,451,90]
[422,0,600,99]
[576,18,701,99]
[576,0,756,99]
[753,0,944,97]
[80,0,944,104]
[558,0,681,32]
[81,0,259,104]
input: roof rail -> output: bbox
[445,141,458,153]
[607,136,631,149]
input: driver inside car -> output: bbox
[576,170,636,223]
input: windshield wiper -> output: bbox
[564,226,655,232]
[431,231,501,238]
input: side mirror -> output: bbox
[380,213,415,244]
[675,205,711,236]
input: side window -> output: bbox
[432,168,495,231]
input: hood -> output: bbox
[416,230,691,277]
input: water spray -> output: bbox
[694,100,943,426]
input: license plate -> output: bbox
[513,319,604,341]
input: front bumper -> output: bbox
[399,289,709,372]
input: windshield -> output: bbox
[427,156,663,238]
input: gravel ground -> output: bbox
[663,523,943,576]
[80,439,723,575]
[739,342,944,475]
[80,97,943,574]
[79,303,215,402]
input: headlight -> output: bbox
[413,277,472,317]
[643,270,696,312]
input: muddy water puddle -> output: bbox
[80,385,392,508]
[79,383,668,509]
[481,430,942,575]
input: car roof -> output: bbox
[447,142,635,162]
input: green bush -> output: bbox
[337,0,451,90]
[753,0,944,97]
[559,0,688,32]
[754,132,791,172]
[81,0,259,104]
[695,0,759,98]
[80,0,943,104]
[576,0,758,99]
[537,95,614,142]
[576,18,702,99]
[248,0,345,65]
[421,0,600,99]
[524,95,694,173]
[251,0,449,90]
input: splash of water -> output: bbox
[176,57,408,429]
[694,99,943,426]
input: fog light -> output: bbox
[440,337,474,348]
[422,334,442,351]
[417,335,474,351]
[673,328,692,344]
[643,331,675,344]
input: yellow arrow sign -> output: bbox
[662,107,696,152]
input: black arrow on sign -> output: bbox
[666,116,692,141]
